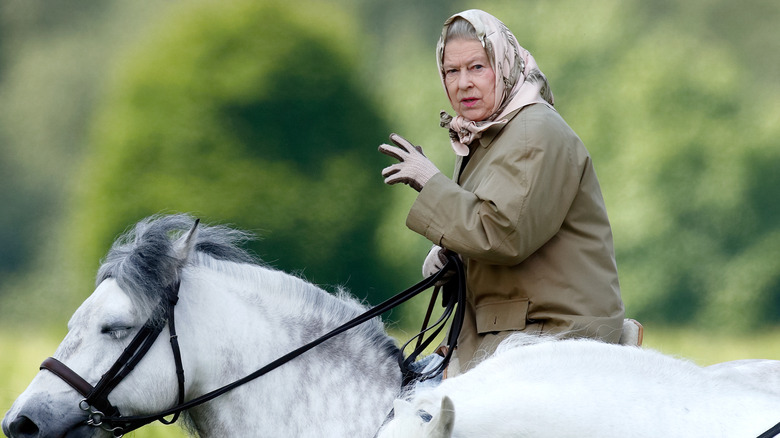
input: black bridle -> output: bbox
[40,253,466,437]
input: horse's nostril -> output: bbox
[9,415,40,437]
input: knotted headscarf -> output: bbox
[437,10,555,156]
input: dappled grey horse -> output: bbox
[3,215,402,437]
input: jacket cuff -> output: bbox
[405,173,453,244]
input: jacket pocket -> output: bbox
[475,298,529,334]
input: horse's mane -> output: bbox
[96,214,256,322]
[95,215,398,360]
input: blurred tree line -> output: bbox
[0,0,778,334]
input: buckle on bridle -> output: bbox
[80,399,124,437]
[80,399,105,427]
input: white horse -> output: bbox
[4,214,780,438]
[2,215,402,437]
[378,334,780,438]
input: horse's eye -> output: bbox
[101,325,133,340]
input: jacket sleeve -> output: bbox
[406,111,584,265]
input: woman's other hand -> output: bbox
[379,133,440,192]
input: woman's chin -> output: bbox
[456,106,489,122]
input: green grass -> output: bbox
[3,326,780,437]
[641,324,780,365]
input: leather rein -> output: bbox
[40,254,466,437]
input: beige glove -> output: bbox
[422,245,457,286]
[422,245,449,278]
[378,133,440,192]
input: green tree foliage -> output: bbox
[61,0,402,308]
[0,1,186,328]
[0,1,121,276]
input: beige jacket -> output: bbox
[407,104,625,371]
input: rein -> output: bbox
[40,254,466,437]
[758,422,780,438]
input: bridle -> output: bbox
[40,253,466,437]
[41,280,185,436]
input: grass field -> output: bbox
[3,326,780,437]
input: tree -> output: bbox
[61,0,403,311]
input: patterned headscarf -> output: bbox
[437,9,554,156]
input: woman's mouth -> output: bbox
[461,97,479,107]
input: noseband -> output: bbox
[40,254,466,437]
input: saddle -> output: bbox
[618,318,644,346]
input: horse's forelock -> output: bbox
[96,214,257,323]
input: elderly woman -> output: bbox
[379,9,625,374]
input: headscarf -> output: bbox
[437,9,555,156]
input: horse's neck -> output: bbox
[179,264,402,437]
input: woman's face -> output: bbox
[442,38,496,122]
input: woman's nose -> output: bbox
[458,71,473,89]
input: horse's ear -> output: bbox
[174,218,200,262]
[424,396,455,438]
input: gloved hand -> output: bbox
[422,245,449,278]
[378,133,440,192]
[422,245,456,285]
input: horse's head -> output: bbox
[2,215,249,438]
[376,397,455,438]
[3,279,178,437]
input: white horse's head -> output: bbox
[377,397,455,438]
[3,280,180,437]
[2,215,250,437]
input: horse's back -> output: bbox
[381,335,780,438]
[706,359,780,396]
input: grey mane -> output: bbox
[96,214,256,322]
[95,215,399,361]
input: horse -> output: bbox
[376,333,780,438]
[2,214,403,437]
[4,214,780,437]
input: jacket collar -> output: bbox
[455,106,527,183]
[477,107,524,149]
